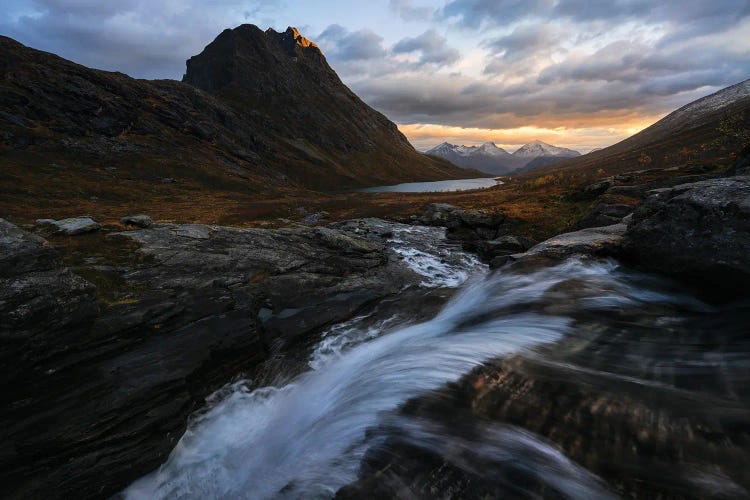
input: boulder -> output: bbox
[518,223,627,261]
[421,203,459,225]
[567,178,614,201]
[445,209,507,242]
[623,176,750,295]
[37,216,101,235]
[120,214,153,228]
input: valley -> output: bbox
[1,14,750,500]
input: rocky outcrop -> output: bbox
[419,203,531,264]
[0,219,98,385]
[0,219,430,499]
[623,176,750,295]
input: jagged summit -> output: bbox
[477,142,510,156]
[512,140,581,158]
[277,26,319,50]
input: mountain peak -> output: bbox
[183,23,330,94]
[513,140,581,158]
[281,26,318,49]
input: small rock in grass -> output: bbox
[120,214,153,228]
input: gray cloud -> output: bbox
[442,0,749,28]
[389,0,433,22]
[482,24,566,74]
[392,29,460,66]
[317,24,387,61]
[441,0,554,28]
[0,0,281,79]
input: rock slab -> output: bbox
[623,176,750,294]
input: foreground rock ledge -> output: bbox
[0,219,427,499]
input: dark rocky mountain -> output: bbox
[427,140,580,175]
[0,26,472,199]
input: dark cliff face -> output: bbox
[0,27,471,203]
[182,25,458,186]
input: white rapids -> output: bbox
[125,257,699,499]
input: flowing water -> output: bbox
[125,254,750,499]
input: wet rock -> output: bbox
[36,216,101,235]
[120,214,153,228]
[339,284,750,499]
[518,223,627,261]
[471,235,536,263]
[624,176,750,294]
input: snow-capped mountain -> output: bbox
[426,140,580,175]
[425,142,525,175]
[512,140,581,159]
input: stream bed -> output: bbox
[125,238,750,499]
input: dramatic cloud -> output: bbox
[1,0,748,151]
[392,30,460,66]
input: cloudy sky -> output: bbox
[2,1,749,152]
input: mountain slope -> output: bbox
[182,26,474,188]
[0,26,473,207]
[525,79,750,179]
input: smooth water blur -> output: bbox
[354,177,501,193]
[125,258,729,499]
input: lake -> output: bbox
[355,177,502,193]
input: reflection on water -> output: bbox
[125,257,750,499]
[354,177,501,193]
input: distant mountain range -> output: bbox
[426,140,581,175]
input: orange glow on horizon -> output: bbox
[398,114,664,153]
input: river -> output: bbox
[125,232,750,499]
